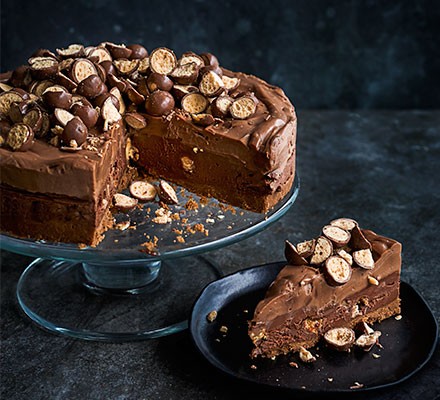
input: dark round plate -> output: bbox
[190,262,438,393]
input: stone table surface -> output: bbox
[1,111,439,399]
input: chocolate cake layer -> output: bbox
[133,71,296,212]
[249,230,401,358]
[0,124,126,244]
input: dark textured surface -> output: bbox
[1,0,440,109]
[1,111,439,399]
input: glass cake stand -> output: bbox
[0,176,299,341]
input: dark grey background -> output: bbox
[1,0,439,109]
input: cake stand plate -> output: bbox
[190,262,438,393]
[1,176,299,341]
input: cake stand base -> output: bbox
[16,256,222,341]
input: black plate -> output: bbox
[190,262,438,393]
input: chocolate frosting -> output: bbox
[249,230,401,337]
[0,124,124,201]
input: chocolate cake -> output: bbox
[248,218,401,358]
[0,43,296,245]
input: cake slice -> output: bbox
[248,219,401,358]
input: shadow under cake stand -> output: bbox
[0,176,299,341]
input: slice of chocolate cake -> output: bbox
[248,219,401,358]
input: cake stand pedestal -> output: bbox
[1,176,299,341]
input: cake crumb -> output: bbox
[289,361,299,368]
[140,236,159,255]
[250,364,257,370]
[114,220,130,231]
[368,276,380,286]
[199,196,209,206]
[185,198,199,210]
[350,382,364,390]
[206,218,215,224]
[170,212,180,221]
[77,243,87,249]
[194,223,205,232]
[219,325,228,334]
[206,310,217,322]
[372,353,381,359]
[327,377,334,382]
[217,214,225,220]
[152,208,172,224]
[176,235,185,243]
[172,228,183,235]
[395,315,402,320]
[299,346,316,363]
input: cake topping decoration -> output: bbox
[323,327,356,352]
[350,224,372,250]
[126,44,148,60]
[71,103,99,128]
[42,85,72,109]
[322,224,351,246]
[149,47,177,75]
[1,42,273,157]
[199,70,225,97]
[324,255,352,285]
[147,72,174,92]
[105,42,133,60]
[0,91,27,115]
[54,108,75,126]
[76,74,106,99]
[310,236,333,265]
[144,90,175,116]
[229,94,257,119]
[353,248,375,269]
[158,180,179,204]
[299,346,316,363]
[170,61,200,85]
[56,44,85,58]
[113,193,138,212]
[211,94,233,118]
[296,239,316,258]
[284,240,308,266]
[221,75,240,91]
[171,84,199,100]
[101,96,122,131]
[124,112,147,130]
[126,83,145,105]
[181,93,209,114]
[5,123,34,151]
[330,217,358,231]
[191,113,216,126]
[29,57,59,80]
[70,58,98,83]
[61,116,88,146]
[355,330,382,351]
[129,181,157,202]
[113,58,139,76]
